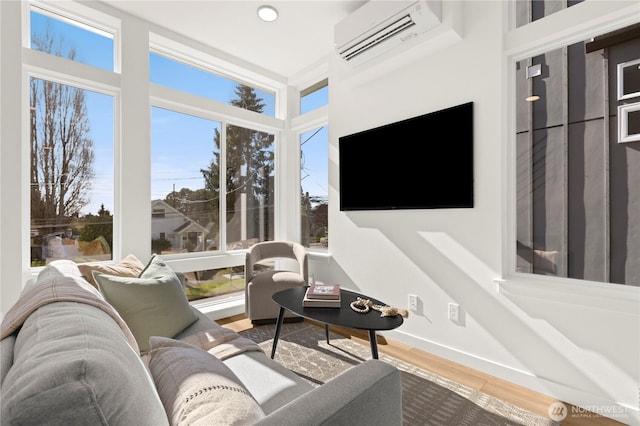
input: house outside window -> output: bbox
[151,108,221,254]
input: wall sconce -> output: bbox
[526,64,541,79]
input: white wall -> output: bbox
[0,0,24,317]
[324,1,639,423]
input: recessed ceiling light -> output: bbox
[258,5,278,22]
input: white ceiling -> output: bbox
[101,0,366,78]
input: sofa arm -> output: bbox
[255,359,402,426]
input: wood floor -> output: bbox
[217,314,624,426]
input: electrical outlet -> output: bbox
[448,303,459,322]
[408,294,418,311]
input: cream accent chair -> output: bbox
[245,241,309,324]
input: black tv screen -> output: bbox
[339,102,473,211]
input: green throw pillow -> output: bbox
[94,256,197,354]
[141,254,187,287]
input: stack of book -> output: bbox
[303,283,341,308]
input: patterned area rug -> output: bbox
[239,321,556,426]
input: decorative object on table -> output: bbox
[303,285,341,308]
[305,283,340,300]
[272,287,404,360]
[350,297,409,318]
[245,241,308,324]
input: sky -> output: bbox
[31,9,328,217]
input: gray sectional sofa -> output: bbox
[0,258,402,425]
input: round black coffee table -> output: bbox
[271,286,404,359]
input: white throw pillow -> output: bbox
[148,337,265,426]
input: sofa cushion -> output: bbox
[37,258,86,282]
[93,256,197,354]
[0,333,15,387]
[78,253,145,288]
[1,302,168,426]
[223,350,315,415]
[148,337,265,426]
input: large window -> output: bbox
[224,124,275,248]
[29,6,115,266]
[182,266,245,302]
[150,52,275,117]
[514,0,584,29]
[300,126,328,251]
[148,45,280,301]
[30,6,115,71]
[514,22,639,285]
[300,79,328,115]
[151,108,220,255]
[20,1,302,308]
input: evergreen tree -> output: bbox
[201,85,274,242]
[164,187,213,226]
[79,204,113,250]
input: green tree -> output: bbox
[201,85,274,242]
[301,193,328,247]
[164,187,214,227]
[80,204,113,250]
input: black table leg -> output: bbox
[325,324,330,344]
[368,330,379,359]
[271,307,286,359]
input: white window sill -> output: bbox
[190,293,244,321]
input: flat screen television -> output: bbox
[339,102,473,211]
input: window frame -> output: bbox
[504,0,640,290]
[300,78,328,115]
[291,104,329,253]
[149,33,284,118]
[23,1,122,268]
[297,122,329,252]
[616,58,640,101]
[618,101,640,143]
[149,88,283,259]
[26,1,121,72]
[21,1,292,277]
[144,21,289,309]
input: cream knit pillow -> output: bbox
[148,337,265,426]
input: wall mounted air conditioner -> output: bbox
[335,1,442,64]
